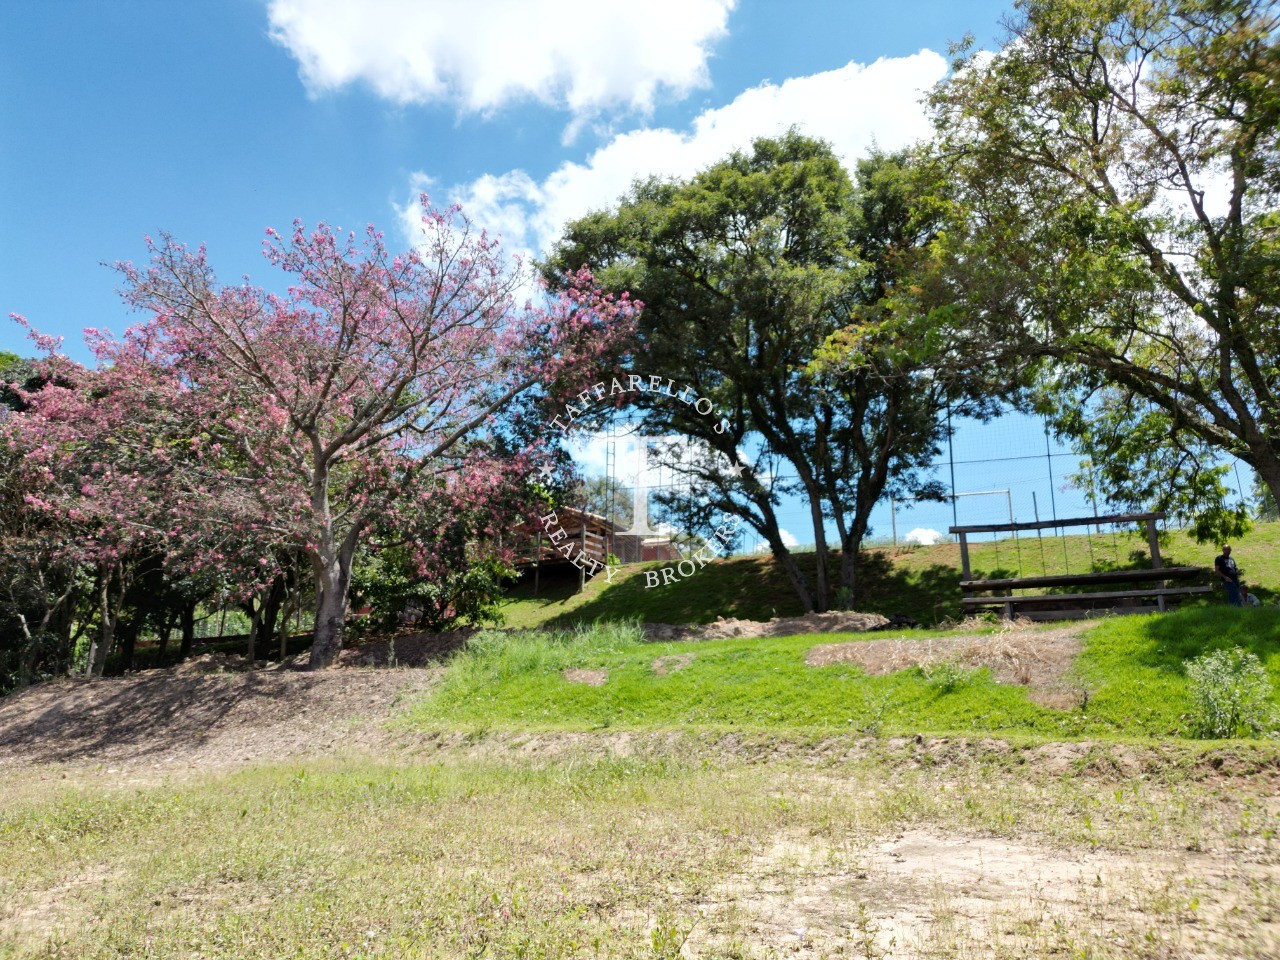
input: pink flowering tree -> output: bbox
[3,335,282,676]
[11,198,636,669]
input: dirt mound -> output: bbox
[651,653,695,676]
[168,652,251,675]
[0,666,436,769]
[563,668,608,687]
[645,611,888,642]
[806,624,1084,691]
[336,629,473,668]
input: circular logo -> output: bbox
[531,373,748,587]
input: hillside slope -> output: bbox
[501,522,1280,629]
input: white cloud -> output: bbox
[566,431,734,491]
[904,527,944,545]
[753,528,799,552]
[421,50,948,256]
[267,0,735,119]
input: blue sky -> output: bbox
[2,0,1016,360]
[8,0,1143,551]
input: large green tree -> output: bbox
[932,0,1280,530]
[545,134,993,612]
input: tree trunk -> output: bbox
[179,600,196,660]
[1253,447,1280,518]
[156,610,174,662]
[837,528,863,609]
[117,614,140,673]
[765,538,816,613]
[804,487,831,613]
[244,597,261,664]
[260,575,287,655]
[309,554,352,668]
[278,584,300,661]
[88,564,124,678]
[54,591,77,675]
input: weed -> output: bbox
[919,658,970,694]
[1185,647,1275,738]
[650,912,694,959]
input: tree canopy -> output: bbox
[931,0,1280,536]
[6,199,634,670]
[544,133,996,612]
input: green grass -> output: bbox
[408,607,1280,740]
[1075,605,1280,736]
[499,521,1280,630]
[4,745,1278,958]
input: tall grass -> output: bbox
[432,619,646,703]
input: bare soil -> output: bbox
[651,653,695,676]
[0,660,435,769]
[807,623,1086,706]
[645,610,889,641]
[690,828,1280,958]
[563,668,608,686]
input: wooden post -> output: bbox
[958,532,971,580]
[579,523,587,592]
[534,530,542,596]
[1147,516,1166,611]
[1145,517,1162,569]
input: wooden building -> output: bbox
[514,507,681,589]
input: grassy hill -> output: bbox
[409,607,1280,741]
[500,521,1280,629]
[7,544,1280,958]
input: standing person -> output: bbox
[1215,545,1243,607]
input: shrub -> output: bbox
[919,658,970,694]
[1184,648,1275,739]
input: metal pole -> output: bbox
[891,497,898,547]
[1089,462,1102,534]
[947,403,958,528]
[1008,489,1023,576]
[1044,423,1059,522]
[1032,491,1047,575]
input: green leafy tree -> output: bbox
[350,544,510,634]
[1253,471,1279,520]
[931,0,1280,535]
[545,134,995,611]
[0,354,42,413]
[570,475,635,526]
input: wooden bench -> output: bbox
[959,566,1206,592]
[950,512,1213,621]
[961,584,1215,620]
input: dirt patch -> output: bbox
[563,668,608,687]
[645,611,888,642]
[0,863,119,944]
[335,629,474,668]
[806,624,1084,692]
[0,665,436,769]
[689,828,1280,958]
[170,652,251,675]
[651,654,695,676]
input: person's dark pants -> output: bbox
[1225,580,1243,607]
